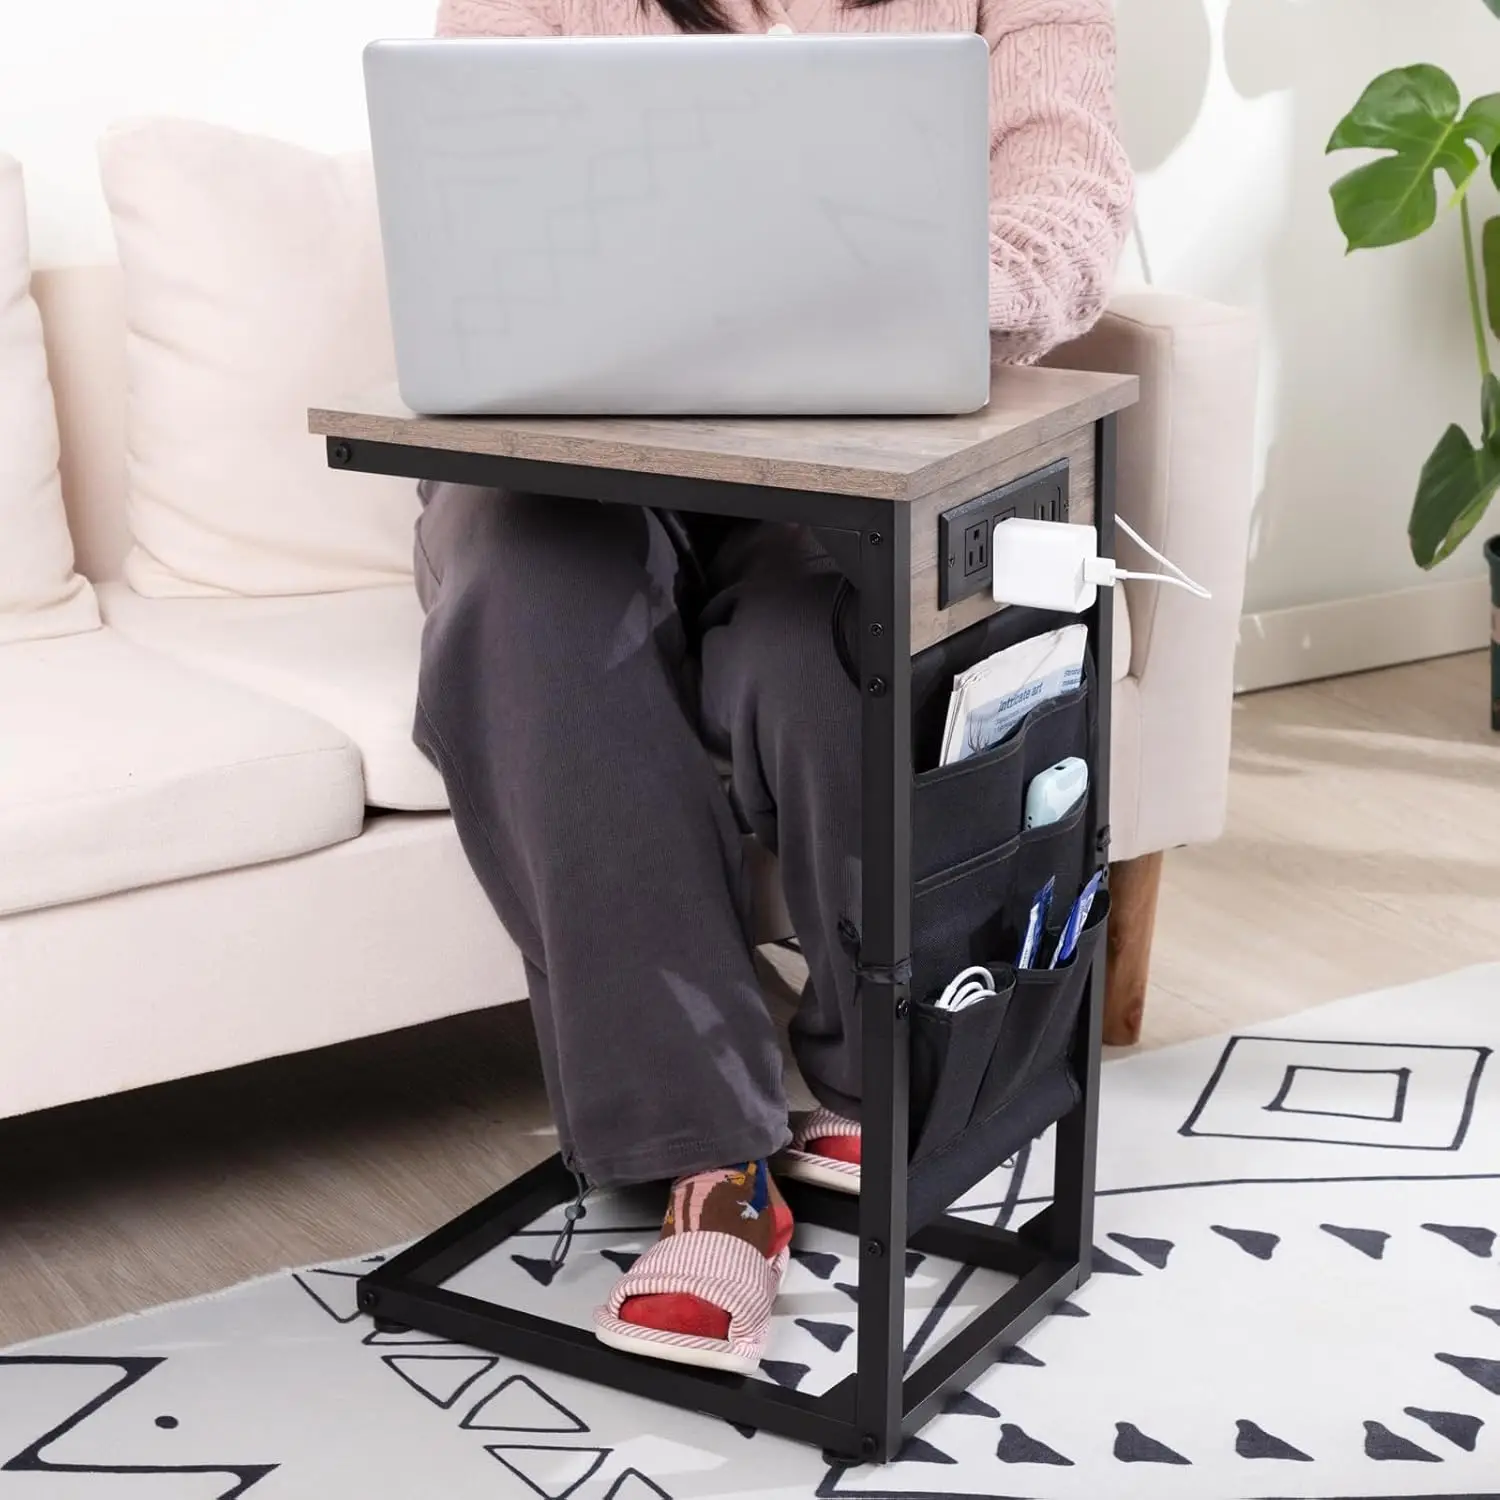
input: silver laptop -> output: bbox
[364,34,991,417]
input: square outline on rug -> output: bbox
[1265,1064,1412,1123]
[1180,1037,1491,1151]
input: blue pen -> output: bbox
[1050,869,1104,969]
[1018,878,1054,968]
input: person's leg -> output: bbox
[697,524,866,1137]
[412,482,792,1189]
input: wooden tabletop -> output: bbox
[310,364,1137,503]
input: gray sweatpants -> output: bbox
[412,482,864,1188]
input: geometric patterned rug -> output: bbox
[3,964,1496,1499]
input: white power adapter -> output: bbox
[991,516,1212,613]
[992,518,1100,612]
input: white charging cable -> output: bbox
[935,965,998,1013]
[1084,517,1212,601]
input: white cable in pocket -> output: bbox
[935,965,999,1013]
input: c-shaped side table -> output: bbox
[310,362,1138,1465]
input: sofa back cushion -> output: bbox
[0,155,100,642]
[99,119,418,598]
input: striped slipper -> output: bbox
[775,1108,862,1195]
[593,1161,792,1375]
[595,1231,790,1374]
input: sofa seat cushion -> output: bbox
[98,582,445,812]
[0,630,364,917]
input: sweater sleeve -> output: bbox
[435,0,561,36]
[979,0,1133,363]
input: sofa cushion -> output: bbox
[0,631,364,917]
[98,582,446,811]
[1112,585,1131,683]
[98,119,416,599]
[0,155,100,644]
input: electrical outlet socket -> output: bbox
[962,520,989,577]
[937,459,1070,608]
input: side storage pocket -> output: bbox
[910,842,1019,1006]
[911,677,1088,884]
[1007,799,1092,958]
[971,890,1111,1125]
[907,968,1018,1164]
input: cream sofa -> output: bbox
[0,125,1257,1122]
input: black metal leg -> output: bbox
[1046,411,1116,1275]
[851,505,913,1464]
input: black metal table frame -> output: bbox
[324,418,1115,1465]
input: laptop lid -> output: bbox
[365,33,991,416]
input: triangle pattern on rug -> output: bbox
[996,1422,1074,1465]
[604,1471,671,1499]
[789,1247,839,1281]
[486,1444,610,1499]
[1210,1225,1279,1260]
[997,1344,1045,1367]
[794,1319,852,1353]
[291,1269,366,1324]
[1234,1418,1312,1461]
[1421,1222,1495,1258]
[362,1325,457,1346]
[833,1282,860,1304]
[1090,1245,1142,1276]
[382,1355,497,1410]
[1107,1232,1174,1269]
[761,1360,810,1392]
[1363,1420,1440,1461]
[893,1435,955,1465]
[904,1251,926,1278]
[463,1374,589,1433]
[1472,1304,1500,1327]
[1114,1422,1191,1464]
[942,1390,998,1418]
[1435,1352,1500,1395]
[1320,1223,1388,1260]
[1054,1299,1090,1317]
[513,1255,559,1287]
[599,1249,639,1275]
[1405,1406,1483,1452]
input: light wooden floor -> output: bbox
[2,652,1496,1348]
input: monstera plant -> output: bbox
[1328,0,1500,727]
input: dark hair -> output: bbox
[652,0,888,35]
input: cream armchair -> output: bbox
[1049,293,1259,1041]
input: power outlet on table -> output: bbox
[937,459,1071,609]
[962,519,990,578]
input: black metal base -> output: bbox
[356,1154,1087,1464]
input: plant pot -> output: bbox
[1488,536,1500,733]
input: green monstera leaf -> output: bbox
[1328,66,1500,250]
[1409,380,1500,568]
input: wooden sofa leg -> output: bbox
[1104,852,1164,1046]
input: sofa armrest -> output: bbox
[1048,292,1259,854]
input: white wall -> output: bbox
[6,0,1499,634]
[3,0,433,262]
[1114,0,1500,623]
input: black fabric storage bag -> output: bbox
[1006,800,1091,958]
[911,676,1089,885]
[971,891,1110,1125]
[907,968,1017,1164]
[910,840,1020,1005]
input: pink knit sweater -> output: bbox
[435,0,1132,363]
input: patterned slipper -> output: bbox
[775,1108,862,1195]
[593,1162,792,1375]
